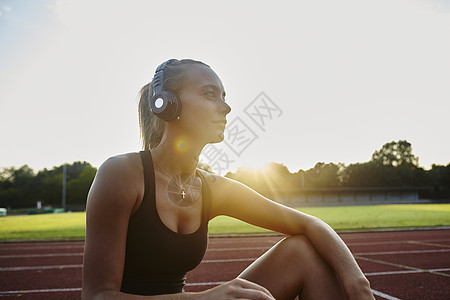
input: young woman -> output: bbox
[82,59,375,299]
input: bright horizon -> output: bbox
[1,0,449,174]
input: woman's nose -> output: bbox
[220,100,231,115]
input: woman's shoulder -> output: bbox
[88,152,144,214]
[99,152,143,175]
[196,169,252,218]
[196,169,241,191]
[196,168,219,183]
[94,152,144,196]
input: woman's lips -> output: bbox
[212,120,227,125]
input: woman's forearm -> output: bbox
[303,216,374,299]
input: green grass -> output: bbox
[0,204,449,240]
[208,204,450,234]
[0,212,86,240]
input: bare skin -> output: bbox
[82,64,375,299]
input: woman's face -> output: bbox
[174,64,231,144]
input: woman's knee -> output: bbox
[277,235,320,264]
[238,235,343,299]
[278,235,345,298]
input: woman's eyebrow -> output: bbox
[200,84,226,96]
[200,84,220,91]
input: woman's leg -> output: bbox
[238,235,346,300]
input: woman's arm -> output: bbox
[82,154,144,299]
[207,173,374,300]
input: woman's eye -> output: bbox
[206,92,214,99]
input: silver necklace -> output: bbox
[154,160,197,203]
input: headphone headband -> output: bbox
[152,60,170,97]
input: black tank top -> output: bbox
[120,150,211,295]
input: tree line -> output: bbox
[0,162,96,210]
[0,140,449,210]
[225,140,450,200]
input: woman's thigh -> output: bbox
[238,235,346,300]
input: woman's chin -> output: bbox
[210,132,225,143]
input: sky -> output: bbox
[1,0,449,175]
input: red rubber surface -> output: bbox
[0,230,449,299]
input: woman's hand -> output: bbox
[196,278,275,300]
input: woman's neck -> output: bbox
[151,135,203,176]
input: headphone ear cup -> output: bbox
[150,91,181,121]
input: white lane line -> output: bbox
[0,264,82,271]
[0,253,83,259]
[0,287,81,295]
[0,259,255,271]
[0,247,446,259]
[371,289,402,300]
[355,256,450,278]
[0,238,447,251]
[407,240,450,248]
[4,260,448,275]
[0,245,84,251]
[0,284,225,295]
[365,268,450,276]
[346,238,450,246]
[207,247,449,255]
[353,249,450,256]
[1,246,448,270]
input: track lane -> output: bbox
[0,229,448,299]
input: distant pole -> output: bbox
[62,164,67,211]
[300,171,305,189]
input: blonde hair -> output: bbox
[138,59,209,150]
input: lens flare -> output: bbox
[174,136,189,153]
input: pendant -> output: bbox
[181,189,186,200]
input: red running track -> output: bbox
[0,229,449,299]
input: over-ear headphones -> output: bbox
[150,59,182,121]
